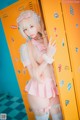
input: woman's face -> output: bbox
[20,18,38,39]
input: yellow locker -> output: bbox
[0,0,41,120]
[40,0,79,120]
[61,2,80,118]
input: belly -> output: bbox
[42,65,52,79]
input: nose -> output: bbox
[29,28,32,33]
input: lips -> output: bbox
[30,34,34,36]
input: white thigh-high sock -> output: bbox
[35,112,49,120]
[52,112,63,120]
[50,104,63,120]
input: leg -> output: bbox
[35,112,49,120]
[27,94,50,120]
[50,95,63,120]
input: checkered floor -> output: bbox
[0,93,28,120]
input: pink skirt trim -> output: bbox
[25,78,58,98]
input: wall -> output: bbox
[0,20,21,97]
[0,0,18,10]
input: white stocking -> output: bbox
[52,112,63,120]
[35,112,49,120]
[50,104,63,120]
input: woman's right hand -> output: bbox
[47,37,56,58]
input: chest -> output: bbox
[33,44,47,64]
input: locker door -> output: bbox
[61,1,80,118]
[0,0,41,119]
[40,0,79,120]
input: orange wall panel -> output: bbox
[40,0,79,120]
[62,2,80,118]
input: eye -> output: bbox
[30,25,33,28]
[23,29,27,32]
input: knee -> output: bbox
[32,107,50,120]
[50,104,61,114]
[50,104,63,120]
[33,107,49,116]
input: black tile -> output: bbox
[15,104,25,111]
[0,103,2,106]
[16,98,23,103]
[5,101,13,106]
[7,115,12,120]
[6,95,14,100]
[0,98,5,102]
[2,107,13,114]
[0,94,8,100]
[15,112,27,119]
[0,93,4,96]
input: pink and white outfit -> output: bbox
[20,39,58,99]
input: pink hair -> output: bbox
[16,10,44,39]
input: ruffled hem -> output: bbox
[25,78,58,98]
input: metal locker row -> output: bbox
[40,0,80,120]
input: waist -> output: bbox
[31,77,53,83]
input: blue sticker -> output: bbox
[67,83,72,91]
[54,12,59,18]
[60,80,64,87]
[75,47,78,52]
[70,6,74,15]
[65,100,70,106]
[62,40,65,46]
[76,24,79,28]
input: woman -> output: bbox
[17,10,63,120]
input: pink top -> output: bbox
[20,39,58,98]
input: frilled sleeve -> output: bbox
[20,43,31,67]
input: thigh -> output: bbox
[50,95,60,105]
[27,94,50,115]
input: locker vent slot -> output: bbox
[29,1,33,10]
